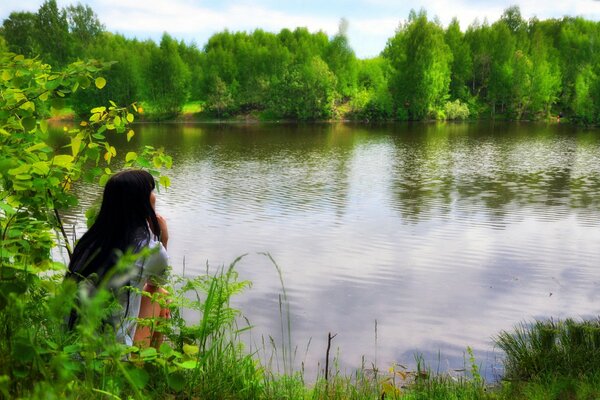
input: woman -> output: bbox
[66,169,170,347]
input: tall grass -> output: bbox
[495,318,600,381]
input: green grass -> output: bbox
[496,318,600,381]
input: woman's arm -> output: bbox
[156,214,169,249]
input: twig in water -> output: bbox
[325,332,337,382]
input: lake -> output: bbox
[58,121,600,380]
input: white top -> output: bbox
[113,236,169,346]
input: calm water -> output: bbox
[58,121,600,379]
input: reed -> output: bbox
[495,318,600,381]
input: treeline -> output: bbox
[2,1,600,122]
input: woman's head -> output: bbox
[68,169,160,280]
[97,169,159,235]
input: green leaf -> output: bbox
[126,113,134,123]
[77,75,91,89]
[20,101,35,111]
[167,372,186,392]
[90,106,106,114]
[99,174,110,186]
[127,367,149,389]
[95,77,106,89]
[159,343,173,356]
[182,343,198,356]
[45,79,61,91]
[2,70,12,81]
[159,175,171,188]
[31,161,50,175]
[71,137,82,157]
[8,164,30,176]
[39,119,48,134]
[113,115,121,127]
[26,142,47,153]
[175,360,198,369]
[127,129,135,142]
[140,347,157,360]
[125,152,137,162]
[22,117,36,132]
[52,154,74,168]
[0,202,16,214]
[63,344,82,354]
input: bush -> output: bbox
[443,99,471,120]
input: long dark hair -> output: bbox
[67,169,161,283]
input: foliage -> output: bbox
[384,9,453,120]
[0,52,170,275]
[142,34,191,120]
[34,0,71,67]
[443,99,471,120]
[205,76,236,118]
[324,18,358,100]
[268,56,337,121]
[4,3,600,122]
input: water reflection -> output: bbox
[54,121,600,380]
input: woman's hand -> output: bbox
[156,213,169,249]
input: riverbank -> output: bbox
[50,101,573,125]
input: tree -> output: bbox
[528,28,561,117]
[35,0,72,66]
[205,76,235,118]
[445,18,472,101]
[268,56,337,120]
[70,33,147,116]
[66,3,104,54]
[1,12,37,57]
[465,19,493,99]
[143,33,191,119]
[351,57,393,120]
[487,20,517,115]
[384,10,452,119]
[324,18,358,99]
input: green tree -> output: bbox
[268,56,337,120]
[528,27,561,117]
[70,34,148,116]
[1,12,37,57]
[143,33,191,119]
[35,0,72,66]
[205,76,235,118]
[487,20,517,115]
[384,9,452,119]
[324,18,358,99]
[445,18,472,101]
[465,19,493,99]
[351,57,393,120]
[66,3,104,55]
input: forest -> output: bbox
[2,0,600,122]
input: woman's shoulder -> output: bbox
[139,235,169,279]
